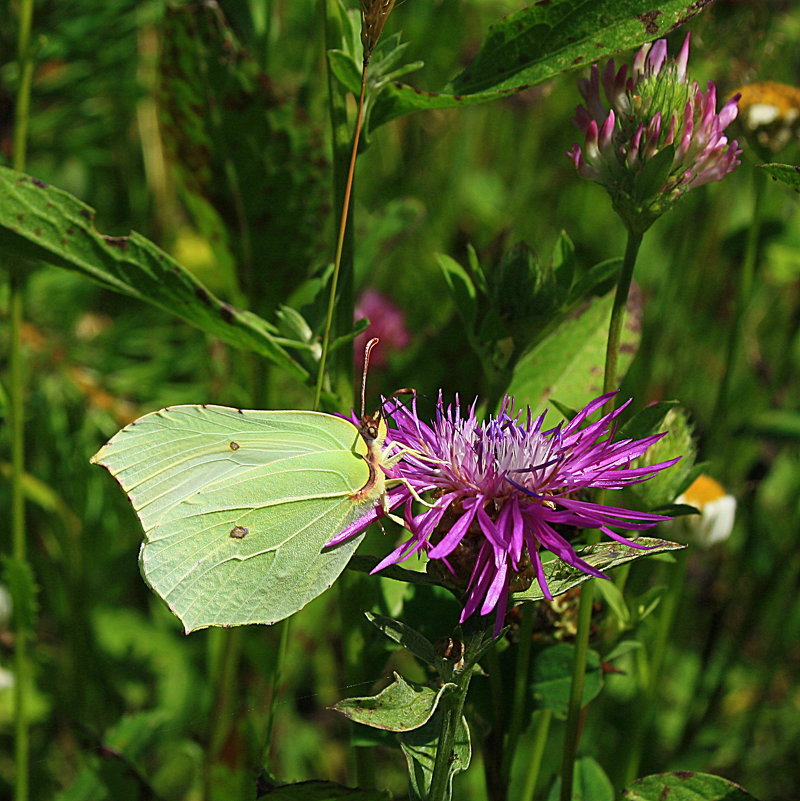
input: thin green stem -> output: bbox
[314,6,367,411]
[521,710,553,801]
[501,604,535,787]
[602,228,644,413]
[10,2,35,800]
[428,660,474,801]
[562,226,644,801]
[262,617,291,767]
[711,167,765,439]
[483,646,505,801]
[559,577,595,801]
[621,548,688,786]
[207,628,244,757]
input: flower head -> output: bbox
[354,289,411,368]
[569,34,742,231]
[674,474,736,548]
[330,392,677,633]
[360,0,396,60]
[734,81,800,154]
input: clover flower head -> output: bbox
[568,34,742,231]
[330,392,677,633]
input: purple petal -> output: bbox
[428,500,479,560]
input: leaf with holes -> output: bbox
[368,0,715,131]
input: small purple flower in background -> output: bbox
[330,392,677,633]
[569,34,742,231]
[354,289,411,369]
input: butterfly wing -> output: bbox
[92,405,372,632]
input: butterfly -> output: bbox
[91,338,411,632]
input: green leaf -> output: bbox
[656,503,699,518]
[622,772,760,800]
[761,162,800,192]
[634,145,676,200]
[630,585,665,624]
[546,756,614,801]
[91,406,380,632]
[531,644,603,719]
[604,639,643,662]
[365,612,437,666]
[332,673,455,732]
[328,49,363,95]
[747,408,800,439]
[508,290,639,422]
[513,538,685,602]
[258,780,391,800]
[369,0,713,130]
[594,578,630,627]
[618,400,680,440]
[398,711,471,801]
[0,168,306,380]
[437,253,478,330]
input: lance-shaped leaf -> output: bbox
[513,538,685,603]
[0,168,306,379]
[368,0,714,131]
[399,710,471,801]
[761,162,800,192]
[365,612,437,666]
[622,772,760,801]
[331,673,456,732]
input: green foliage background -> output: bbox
[2,1,800,799]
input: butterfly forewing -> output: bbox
[92,405,374,632]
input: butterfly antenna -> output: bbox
[361,337,380,417]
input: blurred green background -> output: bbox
[2,1,800,798]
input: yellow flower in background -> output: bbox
[676,474,736,547]
[735,81,800,153]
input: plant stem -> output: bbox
[521,710,553,801]
[711,167,765,440]
[501,604,535,789]
[559,576,595,801]
[602,228,644,413]
[428,656,475,801]
[207,627,244,755]
[262,617,291,767]
[621,547,688,786]
[562,226,644,801]
[10,2,35,800]
[315,0,366,411]
[337,577,376,788]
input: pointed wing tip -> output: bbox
[89,448,106,466]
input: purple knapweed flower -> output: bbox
[569,34,742,231]
[329,392,677,633]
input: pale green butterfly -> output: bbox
[91,339,411,633]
